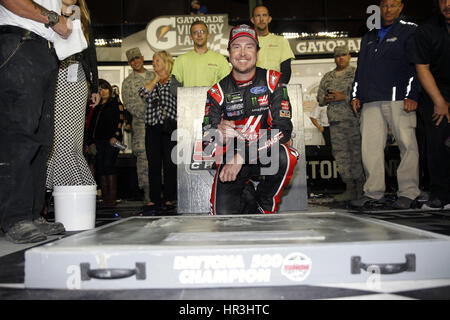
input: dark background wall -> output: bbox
[88,0,438,39]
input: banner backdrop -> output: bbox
[121,14,362,61]
[122,14,232,61]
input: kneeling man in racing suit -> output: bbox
[202,24,299,215]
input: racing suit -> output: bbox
[202,67,299,215]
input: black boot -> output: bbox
[104,174,117,207]
[99,175,109,206]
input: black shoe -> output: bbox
[142,204,160,216]
[5,221,47,244]
[163,201,177,213]
[351,196,387,208]
[33,217,65,235]
[391,196,414,210]
[422,198,450,210]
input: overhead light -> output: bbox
[95,38,123,47]
[282,31,348,40]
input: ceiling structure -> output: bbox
[88,0,437,40]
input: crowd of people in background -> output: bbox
[0,0,449,243]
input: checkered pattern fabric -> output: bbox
[210,33,230,56]
[139,79,177,126]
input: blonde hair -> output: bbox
[154,50,174,74]
[76,0,91,45]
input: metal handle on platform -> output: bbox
[80,263,146,281]
[351,254,415,274]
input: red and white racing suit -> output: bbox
[202,67,299,215]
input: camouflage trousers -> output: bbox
[132,125,149,192]
[329,117,364,184]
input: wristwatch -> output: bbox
[44,11,60,28]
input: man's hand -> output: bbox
[52,16,72,39]
[404,98,418,112]
[217,119,239,144]
[351,98,361,113]
[432,99,450,126]
[219,153,244,182]
[325,90,346,103]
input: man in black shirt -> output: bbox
[412,0,450,210]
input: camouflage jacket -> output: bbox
[317,65,357,122]
[121,69,155,125]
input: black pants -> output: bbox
[420,98,450,204]
[145,124,177,205]
[94,140,119,176]
[210,144,298,215]
[0,27,58,231]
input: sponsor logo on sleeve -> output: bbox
[281,101,290,110]
[280,110,291,118]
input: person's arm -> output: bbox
[351,33,368,112]
[279,59,292,84]
[239,72,293,164]
[85,27,99,106]
[169,75,182,97]
[310,117,324,132]
[202,86,226,159]
[402,30,420,112]
[317,77,327,107]
[120,80,132,111]
[416,64,450,125]
[1,0,72,38]
[144,75,160,93]
[110,102,125,145]
[86,27,98,93]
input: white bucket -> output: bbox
[53,185,97,231]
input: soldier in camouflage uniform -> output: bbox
[121,48,155,203]
[317,46,365,201]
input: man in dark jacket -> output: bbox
[202,25,299,215]
[350,0,421,209]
